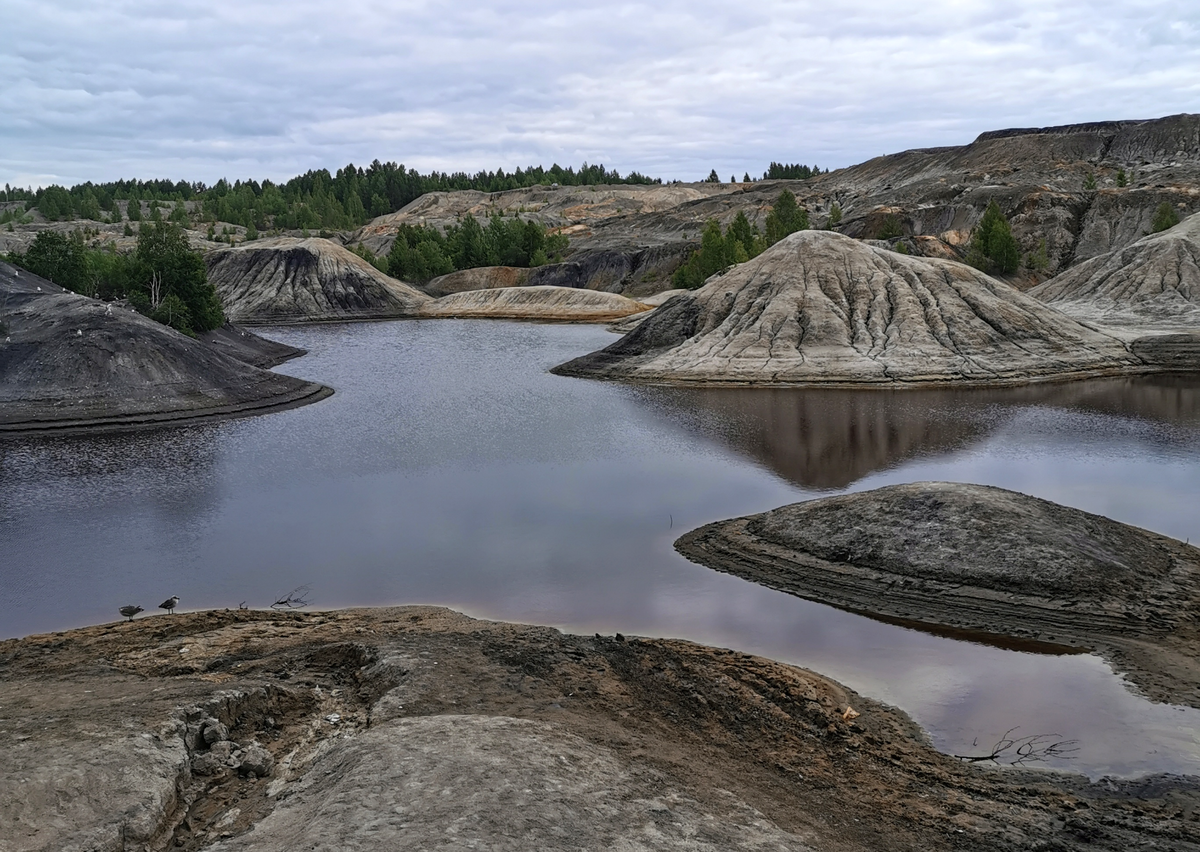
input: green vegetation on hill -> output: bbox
[673,190,811,289]
[6,222,223,335]
[762,163,824,180]
[5,162,662,233]
[386,214,569,284]
[1151,202,1181,233]
[967,201,1020,275]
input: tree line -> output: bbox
[5,222,223,335]
[3,162,662,232]
[672,190,811,288]
[383,215,569,283]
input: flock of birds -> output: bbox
[119,595,178,621]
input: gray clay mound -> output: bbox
[418,285,651,322]
[675,482,1200,645]
[1030,212,1200,332]
[554,231,1145,386]
[0,262,330,433]
[205,237,430,323]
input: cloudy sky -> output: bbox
[2,0,1197,188]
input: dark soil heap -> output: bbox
[205,237,430,323]
[0,262,331,434]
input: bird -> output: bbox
[119,605,144,621]
[159,595,180,615]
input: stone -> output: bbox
[201,719,230,745]
[192,753,228,777]
[236,744,274,778]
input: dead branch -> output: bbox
[270,585,312,610]
[953,726,1080,766]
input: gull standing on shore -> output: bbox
[159,595,179,615]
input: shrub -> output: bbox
[967,201,1020,275]
[1151,202,1180,233]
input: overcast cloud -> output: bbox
[2,0,1197,187]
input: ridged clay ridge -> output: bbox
[205,237,430,324]
[553,230,1149,386]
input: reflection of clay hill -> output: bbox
[418,286,650,322]
[555,231,1144,387]
[205,238,430,323]
[0,262,330,433]
[634,375,1200,490]
[1030,213,1200,331]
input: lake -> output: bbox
[3,318,1200,779]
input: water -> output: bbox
[3,319,1200,780]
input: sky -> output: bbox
[1,0,1198,188]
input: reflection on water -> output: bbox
[630,376,1200,490]
[2,319,1200,780]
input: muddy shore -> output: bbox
[2,606,1198,851]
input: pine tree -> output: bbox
[1151,202,1180,233]
[764,190,809,246]
[827,203,842,229]
[967,201,1019,274]
[706,169,721,183]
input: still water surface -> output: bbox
[4,319,1200,779]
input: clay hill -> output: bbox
[675,481,1200,709]
[1029,211,1200,332]
[0,262,331,434]
[204,238,430,324]
[418,285,651,322]
[553,230,1149,387]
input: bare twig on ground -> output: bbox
[953,727,1080,766]
[270,585,312,610]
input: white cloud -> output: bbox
[1,0,1197,186]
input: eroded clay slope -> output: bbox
[205,238,430,323]
[0,262,331,433]
[554,231,1144,386]
[418,285,651,322]
[1030,212,1200,331]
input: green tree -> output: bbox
[877,214,903,240]
[742,172,751,183]
[967,200,1020,274]
[725,211,758,259]
[16,230,88,291]
[134,220,223,333]
[36,186,75,221]
[1151,202,1181,233]
[1116,169,1128,188]
[1083,172,1097,191]
[827,203,842,229]
[705,169,720,183]
[764,189,809,246]
[672,219,733,288]
[126,199,142,221]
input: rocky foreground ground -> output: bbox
[2,607,1199,852]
